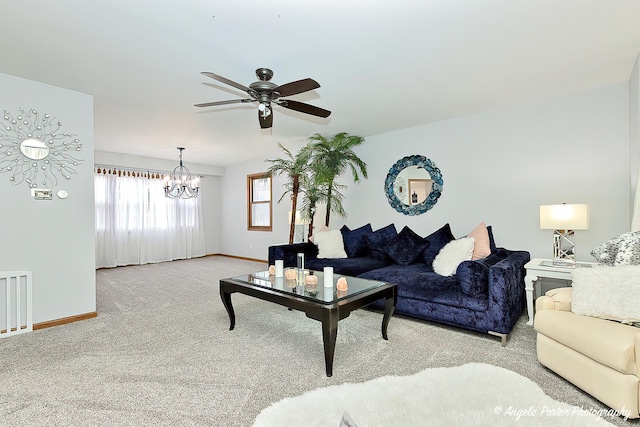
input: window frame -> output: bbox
[247,172,273,231]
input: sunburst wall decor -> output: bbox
[0,108,83,189]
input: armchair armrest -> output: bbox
[268,242,318,267]
[536,287,572,312]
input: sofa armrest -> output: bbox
[268,242,318,267]
[485,250,531,332]
[536,287,572,312]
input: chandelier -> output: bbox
[163,147,200,199]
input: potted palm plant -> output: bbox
[298,172,347,240]
[307,132,368,226]
[266,143,312,244]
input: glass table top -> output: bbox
[227,270,387,304]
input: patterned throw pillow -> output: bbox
[591,231,640,266]
[339,411,359,427]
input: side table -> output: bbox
[524,258,596,325]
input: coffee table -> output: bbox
[219,270,397,377]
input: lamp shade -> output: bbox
[288,210,309,225]
[539,204,589,230]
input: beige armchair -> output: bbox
[535,287,640,419]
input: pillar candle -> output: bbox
[323,266,333,287]
[275,260,284,278]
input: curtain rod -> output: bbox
[94,164,204,177]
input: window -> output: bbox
[247,172,272,231]
[94,168,206,268]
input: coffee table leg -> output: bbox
[220,288,236,331]
[321,309,339,377]
[381,289,397,340]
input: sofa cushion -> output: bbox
[422,223,455,267]
[314,229,347,259]
[358,262,433,283]
[407,272,488,311]
[477,248,510,267]
[340,224,373,258]
[535,310,639,375]
[591,231,640,266]
[456,260,489,296]
[306,256,390,277]
[364,224,397,261]
[384,226,429,266]
[467,222,491,260]
[268,242,318,266]
[359,265,488,312]
[433,237,475,276]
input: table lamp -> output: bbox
[539,203,589,267]
[288,210,310,242]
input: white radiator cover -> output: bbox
[0,271,33,337]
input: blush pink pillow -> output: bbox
[467,222,491,260]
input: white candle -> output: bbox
[323,286,333,302]
[275,260,284,278]
[323,266,333,288]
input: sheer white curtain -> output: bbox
[95,169,206,268]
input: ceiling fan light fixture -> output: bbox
[259,103,271,118]
[196,68,330,129]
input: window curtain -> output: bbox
[95,167,206,268]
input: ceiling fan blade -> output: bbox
[194,99,253,107]
[201,72,250,93]
[259,109,273,129]
[276,78,320,97]
[277,99,331,118]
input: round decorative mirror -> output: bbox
[384,155,443,215]
[20,138,49,160]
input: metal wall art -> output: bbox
[0,108,83,189]
[384,155,443,215]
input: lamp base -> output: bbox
[551,258,576,268]
[552,229,576,262]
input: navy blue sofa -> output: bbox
[268,223,530,345]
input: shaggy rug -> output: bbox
[253,363,618,426]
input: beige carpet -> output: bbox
[0,256,632,426]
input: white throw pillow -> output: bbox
[432,237,475,276]
[571,265,640,324]
[314,229,347,259]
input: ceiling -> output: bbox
[2,1,640,167]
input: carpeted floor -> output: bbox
[0,256,634,426]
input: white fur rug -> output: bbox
[253,363,617,426]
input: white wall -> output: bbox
[221,83,630,263]
[630,53,640,227]
[0,72,95,323]
[220,157,292,260]
[94,150,223,255]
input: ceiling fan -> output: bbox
[195,67,331,129]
